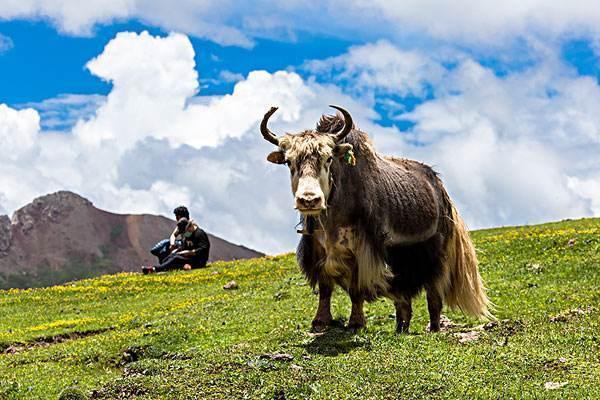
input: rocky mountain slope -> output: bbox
[0,191,263,289]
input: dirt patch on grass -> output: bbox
[542,357,569,371]
[2,327,113,355]
[447,319,523,345]
[549,306,597,323]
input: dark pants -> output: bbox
[154,253,208,272]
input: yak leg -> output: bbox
[426,287,443,332]
[312,281,333,333]
[395,296,412,334]
[298,235,331,332]
[347,293,366,332]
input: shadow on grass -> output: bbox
[299,320,372,356]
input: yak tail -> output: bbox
[442,204,493,319]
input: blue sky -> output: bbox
[1,20,356,103]
[1,2,600,253]
[2,18,598,131]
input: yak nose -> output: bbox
[296,192,323,211]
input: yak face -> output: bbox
[260,105,355,217]
[267,133,353,215]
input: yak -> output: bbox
[261,105,491,333]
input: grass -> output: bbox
[0,256,119,290]
[0,218,598,399]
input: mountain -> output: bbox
[0,191,263,289]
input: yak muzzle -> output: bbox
[295,191,325,215]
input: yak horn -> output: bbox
[329,105,353,143]
[260,106,280,146]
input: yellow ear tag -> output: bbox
[344,149,356,166]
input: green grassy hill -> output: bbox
[1,218,599,399]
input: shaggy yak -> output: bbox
[261,105,491,333]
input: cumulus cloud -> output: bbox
[306,40,600,229]
[0,104,40,160]
[2,30,600,254]
[0,0,250,46]
[352,1,600,45]
[0,0,132,36]
[74,31,199,147]
[3,1,600,47]
[74,31,321,151]
[370,49,600,228]
[305,40,445,98]
[0,31,371,253]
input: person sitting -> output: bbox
[142,217,210,274]
[150,206,190,263]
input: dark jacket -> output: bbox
[181,227,210,263]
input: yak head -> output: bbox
[261,105,355,216]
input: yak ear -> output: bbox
[267,150,286,164]
[333,143,353,159]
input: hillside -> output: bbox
[0,191,262,289]
[0,218,598,399]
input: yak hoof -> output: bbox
[311,318,331,333]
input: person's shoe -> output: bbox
[183,264,192,271]
[142,266,156,275]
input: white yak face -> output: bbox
[261,105,355,216]
[267,131,353,216]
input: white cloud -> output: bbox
[218,70,245,83]
[568,176,600,215]
[303,39,600,229]
[2,31,600,254]
[132,1,253,47]
[0,0,251,46]
[305,40,446,98]
[0,104,40,160]
[73,31,319,151]
[74,31,199,147]
[0,31,370,253]
[0,0,133,36]
[350,0,600,45]
[3,1,600,47]
[387,53,600,228]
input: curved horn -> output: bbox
[329,105,353,143]
[260,106,280,146]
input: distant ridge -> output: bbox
[0,191,263,289]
